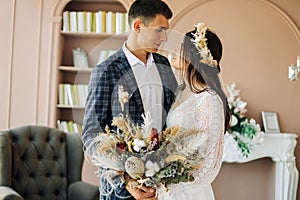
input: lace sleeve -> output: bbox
[192,91,225,185]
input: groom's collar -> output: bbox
[122,42,154,67]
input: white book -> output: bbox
[77,11,85,32]
[63,84,69,106]
[62,11,70,32]
[73,123,80,133]
[64,84,73,106]
[70,11,78,32]
[77,84,85,106]
[125,13,130,32]
[61,121,69,133]
[58,84,64,105]
[106,11,113,34]
[76,84,83,106]
[95,11,103,33]
[57,120,63,131]
[115,12,122,34]
[86,12,92,32]
[84,85,88,105]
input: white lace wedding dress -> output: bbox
[159,88,225,200]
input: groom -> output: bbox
[82,0,178,199]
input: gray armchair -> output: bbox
[0,125,99,200]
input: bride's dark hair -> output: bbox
[180,28,230,132]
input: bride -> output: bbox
[159,23,231,200]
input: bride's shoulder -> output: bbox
[195,89,221,103]
[196,88,217,98]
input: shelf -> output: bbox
[59,66,92,73]
[61,31,128,39]
[57,104,85,109]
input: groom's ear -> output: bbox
[133,19,143,33]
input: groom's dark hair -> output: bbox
[128,0,173,26]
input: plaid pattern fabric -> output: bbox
[82,47,178,148]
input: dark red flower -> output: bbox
[116,143,126,154]
[151,128,159,150]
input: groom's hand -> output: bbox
[126,180,157,200]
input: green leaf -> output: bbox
[233,135,252,157]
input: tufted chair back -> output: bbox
[0,125,99,200]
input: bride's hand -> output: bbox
[126,180,157,200]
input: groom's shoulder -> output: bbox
[93,48,126,72]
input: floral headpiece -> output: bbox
[191,22,218,67]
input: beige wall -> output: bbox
[0,0,57,128]
[0,0,299,199]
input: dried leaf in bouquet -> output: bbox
[112,115,131,135]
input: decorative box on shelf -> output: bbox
[223,132,298,200]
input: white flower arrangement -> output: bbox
[227,83,264,157]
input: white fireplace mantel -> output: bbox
[222,133,298,200]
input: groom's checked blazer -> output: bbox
[82,47,178,199]
[82,47,178,149]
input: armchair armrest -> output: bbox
[68,181,99,200]
[0,186,23,200]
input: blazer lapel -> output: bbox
[153,54,175,110]
[116,49,144,113]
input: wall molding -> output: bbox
[259,0,300,46]
[117,0,132,11]
[52,0,133,16]
[171,0,300,46]
[7,0,17,127]
[52,0,69,17]
[34,0,44,124]
[48,0,67,126]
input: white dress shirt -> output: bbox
[122,43,163,131]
